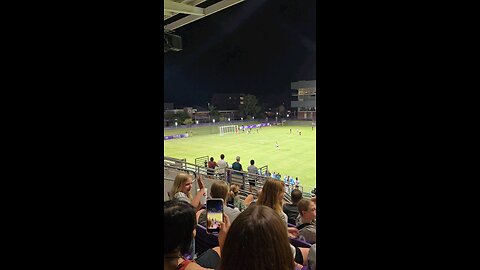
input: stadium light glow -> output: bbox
[213,119,215,123]
[228,118,230,121]
[196,120,199,124]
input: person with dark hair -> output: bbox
[247,159,258,193]
[217,154,228,181]
[198,181,240,226]
[283,189,303,225]
[164,200,209,270]
[296,199,317,244]
[207,157,217,177]
[219,205,298,270]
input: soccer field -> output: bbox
[164,124,316,191]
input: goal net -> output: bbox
[219,125,239,135]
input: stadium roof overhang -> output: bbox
[164,0,245,31]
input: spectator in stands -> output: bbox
[164,200,207,270]
[284,176,291,193]
[219,205,299,270]
[198,181,240,226]
[257,178,299,238]
[230,156,243,185]
[245,188,261,207]
[217,154,228,181]
[247,160,258,193]
[296,199,317,244]
[227,184,246,212]
[307,244,316,270]
[207,157,217,178]
[227,184,256,212]
[283,189,303,225]
[231,156,243,173]
[170,173,206,211]
[289,177,295,190]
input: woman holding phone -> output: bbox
[170,173,206,211]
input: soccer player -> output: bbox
[275,141,279,150]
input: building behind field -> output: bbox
[291,80,316,120]
[211,93,245,110]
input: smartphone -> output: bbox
[206,198,224,234]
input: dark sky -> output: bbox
[164,0,316,108]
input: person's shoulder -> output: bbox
[174,192,186,198]
[225,206,240,215]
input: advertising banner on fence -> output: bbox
[164,133,189,140]
[239,123,271,129]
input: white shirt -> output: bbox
[217,159,228,174]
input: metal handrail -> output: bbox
[164,156,314,203]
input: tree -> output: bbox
[208,104,220,119]
[239,94,261,118]
[164,111,190,124]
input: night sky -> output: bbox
[164,0,316,108]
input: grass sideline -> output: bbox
[164,123,316,191]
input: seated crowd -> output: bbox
[165,172,317,270]
[207,154,309,196]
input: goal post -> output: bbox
[219,125,239,135]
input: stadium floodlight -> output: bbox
[196,120,199,124]
[252,116,255,120]
[213,119,215,123]
[228,118,230,122]
[175,122,178,127]
[287,114,289,118]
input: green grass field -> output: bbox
[164,124,316,191]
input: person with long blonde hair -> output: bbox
[170,173,206,211]
[257,178,286,219]
[257,178,309,267]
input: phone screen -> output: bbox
[206,199,224,233]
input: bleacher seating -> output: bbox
[164,156,314,204]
